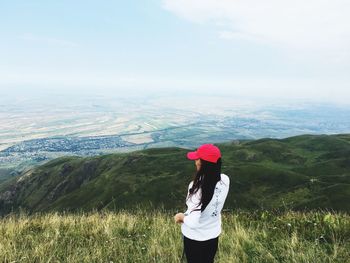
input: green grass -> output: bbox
[0,208,349,263]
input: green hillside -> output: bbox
[1,134,350,215]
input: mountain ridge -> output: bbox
[1,133,350,215]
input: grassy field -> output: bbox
[0,208,349,263]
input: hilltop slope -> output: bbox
[1,134,350,215]
[1,210,349,262]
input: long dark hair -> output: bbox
[187,157,222,212]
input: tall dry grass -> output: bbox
[0,209,349,262]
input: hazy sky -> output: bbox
[1,0,349,104]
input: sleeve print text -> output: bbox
[211,182,222,217]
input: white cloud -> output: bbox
[218,30,267,44]
[162,0,350,54]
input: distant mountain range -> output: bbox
[1,134,350,215]
[2,100,350,171]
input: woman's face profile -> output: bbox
[195,159,201,171]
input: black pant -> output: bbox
[183,235,219,263]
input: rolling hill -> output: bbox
[1,134,350,215]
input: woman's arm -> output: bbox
[174,181,201,227]
[181,186,202,228]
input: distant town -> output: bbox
[0,95,350,169]
[1,94,350,171]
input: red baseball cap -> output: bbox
[187,144,221,163]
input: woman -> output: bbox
[174,143,230,263]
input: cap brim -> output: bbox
[187,151,199,160]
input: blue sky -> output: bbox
[1,0,349,104]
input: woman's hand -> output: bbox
[174,213,185,224]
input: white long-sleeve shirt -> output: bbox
[181,173,230,241]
